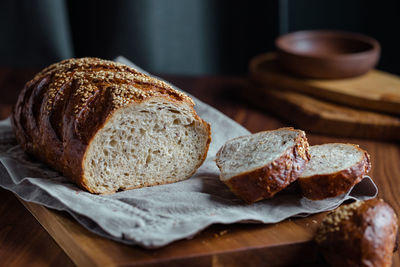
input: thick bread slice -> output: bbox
[298,143,371,200]
[216,128,310,203]
[12,58,211,194]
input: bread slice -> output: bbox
[12,58,211,194]
[216,128,310,203]
[298,143,371,200]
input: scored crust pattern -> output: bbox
[12,58,209,191]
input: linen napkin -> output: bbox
[0,57,377,248]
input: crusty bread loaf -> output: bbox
[315,198,399,267]
[298,143,371,200]
[215,128,310,203]
[12,58,211,193]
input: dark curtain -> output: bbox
[0,0,74,66]
[0,0,399,75]
[0,0,278,74]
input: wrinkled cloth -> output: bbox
[0,57,377,248]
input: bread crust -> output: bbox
[12,58,211,193]
[217,128,310,204]
[316,198,399,267]
[298,144,371,200]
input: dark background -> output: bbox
[0,0,399,75]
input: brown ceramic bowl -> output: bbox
[275,30,380,79]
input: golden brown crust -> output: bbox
[316,198,399,267]
[219,129,310,204]
[12,57,210,192]
[298,144,371,200]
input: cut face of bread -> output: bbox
[83,99,210,193]
[298,143,371,200]
[216,128,310,203]
[218,129,305,180]
[301,144,365,177]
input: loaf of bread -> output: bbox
[298,143,371,200]
[215,128,310,203]
[12,58,211,193]
[315,198,399,267]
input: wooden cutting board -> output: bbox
[247,53,400,141]
[3,71,399,267]
[245,82,400,141]
[249,53,400,116]
[19,198,325,267]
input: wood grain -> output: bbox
[20,199,326,267]
[0,70,398,266]
[245,81,400,141]
[0,188,74,267]
[250,53,400,115]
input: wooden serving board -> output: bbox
[246,82,400,141]
[247,53,400,141]
[249,53,400,116]
[19,198,325,267]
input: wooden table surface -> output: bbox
[0,68,399,266]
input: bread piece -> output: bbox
[315,198,399,267]
[298,143,371,200]
[12,58,211,193]
[215,128,310,203]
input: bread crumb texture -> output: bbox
[301,143,364,177]
[83,99,209,193]
[217,129,305,180]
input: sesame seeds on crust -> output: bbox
[34,57,193,114]
[315,200,363,243]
